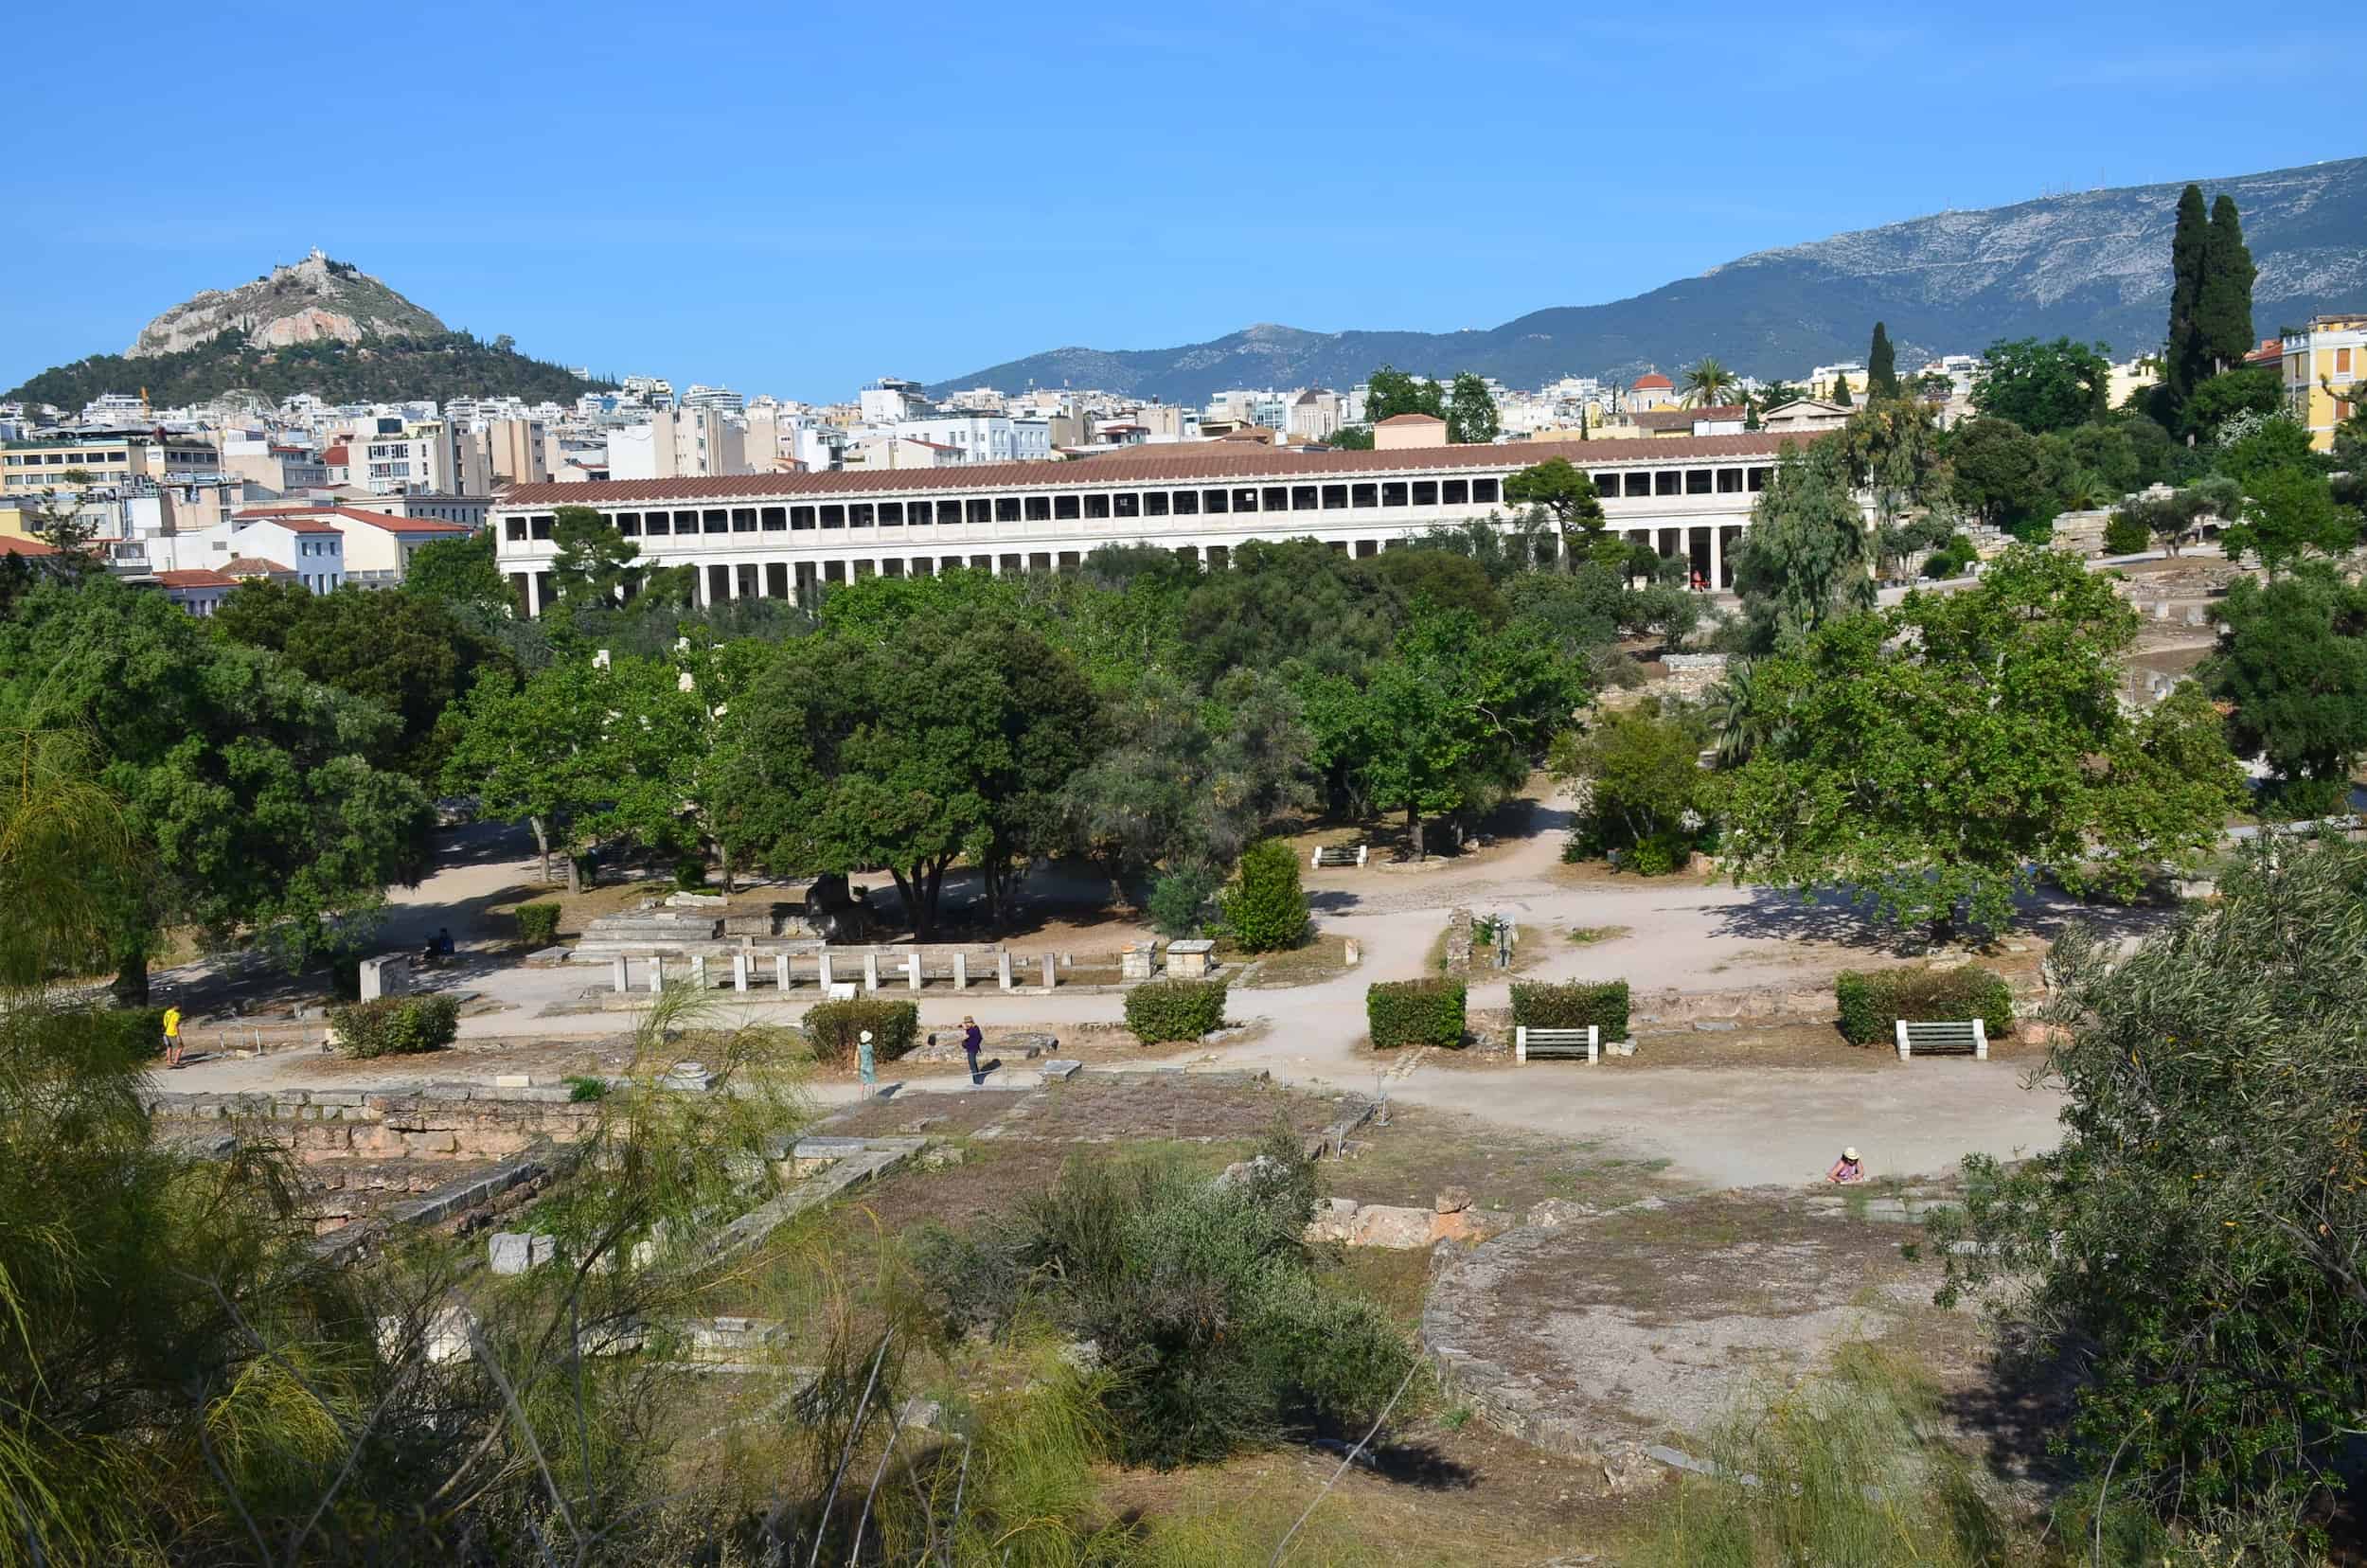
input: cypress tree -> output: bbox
[2198,194,2257,375]
[2165,183,2211,405]
[1831,370,1853,408]
[1868,323,1898,399]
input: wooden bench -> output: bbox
[1310,845,1369,868]
[1894,1019,1987,1061]
[1515,1025,1598,1064]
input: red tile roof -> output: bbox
[1632,373,1674,389]
[492,432,1806,509]
[0,536,58,557]
[312,506,473,534]
[231,510,341,533]
[220,556,293,577]
[1375,413,1445,426]
[155,568,239,588]
[322,445,349,465]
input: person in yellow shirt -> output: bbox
[162,1004,184,1070]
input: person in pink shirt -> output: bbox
[1826,1147,1865,1184]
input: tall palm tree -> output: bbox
[1682,357,1740,409]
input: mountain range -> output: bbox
[929,156,2367,404]
[8,252,606,412]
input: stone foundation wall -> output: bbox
[147,1085,599,1164]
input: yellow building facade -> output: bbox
[2283,314,2366,452]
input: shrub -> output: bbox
[673,857,707,889]
[1221,839,1308,953]
[329,995,460,1059]
[1366,978,1466,1049]
[1146,864,1219,939]
[564,1075,609,1102]
[514,901,561,947]
[1832,965,2015,1045]
[1510,980,1630,1041]
[2103,509,2150,556]
[1125,979,1228,1043]
[908,1136,1415,1470]
[802,997,919,1067]
[1628,828,1692,877]
[88,1007,166,1060]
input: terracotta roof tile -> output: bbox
[0,536,58,557]
[492,432,1805,509]
[155,568,239,587]
[1374,413,1445,426]
[219,556,292,576]
[1631,373,1674,389]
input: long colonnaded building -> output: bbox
[489,433,1822,615]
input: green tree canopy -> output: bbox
[2198,192,2257,373]
[401,527,514,620]
[547,504,646,608]
[1681,357,1739,409]
[1503,456,1609,561]
[1714,545,2244,935]
[1361,365,1445,423]
[0,578,434,998]
[2202,561,2367,814]
[711,601,1098,935]
[1945,415,2053,537]
[1303,609,1570,860]
[2165,182,2212,408]
[1730,439,1873,648]
[1930,838,2367,1537]
[1444,371,1500,444]
[214,582,502,777]
[1970,336,2110,434]
[1866,322,1898,398]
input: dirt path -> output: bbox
[161,792,2122,1190]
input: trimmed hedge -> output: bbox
[329,995,460,1059]
[803,998,919,1067]
[1125,979,1229,1043]
[515,902,561,947]
[1834,966,2016,1046]
[1509,980,1630,1042]
[1366,978,1466,1050]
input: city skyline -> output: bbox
[4,0,2361,401]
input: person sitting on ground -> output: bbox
[1826,1146,1865,1184]
[434,927,456,957]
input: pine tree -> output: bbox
[1831,370,1853,408]
[2165,183,2211,406]
[2198,195,2257,376]
[1868,323,1898,399]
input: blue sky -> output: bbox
[3,1,2358,401]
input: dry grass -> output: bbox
[1220,932,1357,989]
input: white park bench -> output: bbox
[1515,1025,1598,1064]
[1310,845,1369,868]
[1894,1019,1987,1061]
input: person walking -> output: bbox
[161,1004,184,1070]
[961,1016,984,1084]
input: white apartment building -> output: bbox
[606,407,751,481]
[681,383,745,415]
[152,512,346,592]
[859,378,933,425]
[892,413,1051,463]
[239,505,474,586]
[490,432,1826,617]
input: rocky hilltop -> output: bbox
[128,249,446,358]
[932,155,2367,401]
[9,255,604,410]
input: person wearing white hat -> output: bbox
[1826,1147,1865,1184]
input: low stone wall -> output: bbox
[146,1084,600,1164]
